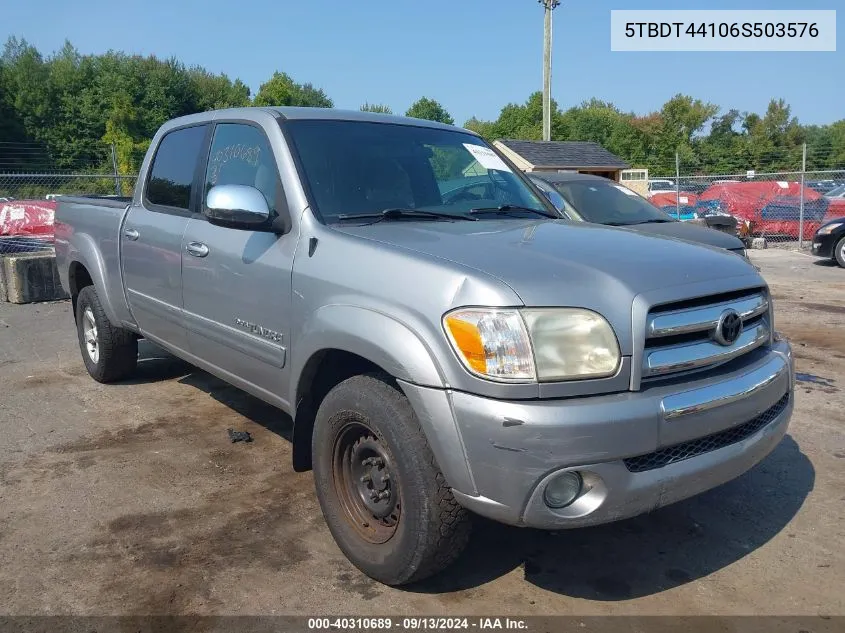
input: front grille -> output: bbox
[642,288,770,380]
[623,392,789,473]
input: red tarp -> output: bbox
[696,181,840,238]
[0,200,56,238]
[649,191,700,218]
[649,192,699,208]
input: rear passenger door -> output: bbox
[180,121,295,408]
[122,124,209,354]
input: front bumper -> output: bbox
[811,233,836,257]
[401,340,793,529]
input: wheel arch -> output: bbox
[67,259,94,317]
[290,306,447,472]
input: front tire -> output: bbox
[834,236,845,268]
[75,285,138,383]
[312,373,471,585]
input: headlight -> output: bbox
[443,309,535,381]
[522,309,621,380]
[818,222,843,235]
[443,307,620,382]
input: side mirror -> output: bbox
[206,185,271,229]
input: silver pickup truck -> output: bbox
[55,107,794,586]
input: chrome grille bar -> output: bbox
[647,293,768,339]
[644,322,770,377]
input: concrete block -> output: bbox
[0,252,70,304]
[751,237,767,250]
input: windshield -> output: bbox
[548,179,673,225]
[283,120,550,222]
[825,184,845,197]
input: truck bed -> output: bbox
[56,195,133,209]
[54,194,134,326]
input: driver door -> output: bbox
[181,121,295,407]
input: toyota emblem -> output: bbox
[714,309,743,346]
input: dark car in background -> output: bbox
[528,172,748,257]
[808,180,841,194]
[811,217,845,267]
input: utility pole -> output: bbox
[540,0,560,142]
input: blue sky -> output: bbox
[2,0,842,127]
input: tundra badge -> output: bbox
[235,318,283,343]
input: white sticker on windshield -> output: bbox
[462,144,511,172]
[613,184,638,196]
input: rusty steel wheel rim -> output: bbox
[332,419,401,544]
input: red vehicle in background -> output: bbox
[0,199,57,238]
[0,199,57,253]
[695,181,845,239]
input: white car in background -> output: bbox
[647,179,676,196]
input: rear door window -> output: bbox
[146,125,208,211]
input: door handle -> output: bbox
[123,228,140,241]
[185,241,209,258]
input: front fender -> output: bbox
[291,304,446,400]
[290,305,478,492]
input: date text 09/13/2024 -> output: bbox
[307,617,527,630]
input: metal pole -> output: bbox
[799,142,806,249]
[675,151,681,220]
[110,143,120,196]
[542,3,552,141]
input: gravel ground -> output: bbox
[0,248,842,617]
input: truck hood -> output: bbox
[333,219,763,355]
[623,220,744,250]
[335,218,756,302]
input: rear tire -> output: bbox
[834,236,845,268]
[75,285,138,383]
[312,373,471,586]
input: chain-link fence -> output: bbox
[0,173,138,255]
[0,172,138,200]
[650,147,845,248]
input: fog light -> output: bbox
[543,471,583,508]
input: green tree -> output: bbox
[360,102,392,114]
[253,71,333,108]
[463,116,497,139]
[557,99,648,164]
[829,120,845,169]
[187,68,251,111]
[652,94,718,173]
[0,39,37,154]
[698,109,746,172]
[405,97,454,125]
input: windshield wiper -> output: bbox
[335,208,477,223]
[605,218,675,226]
[469,204,558,219]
